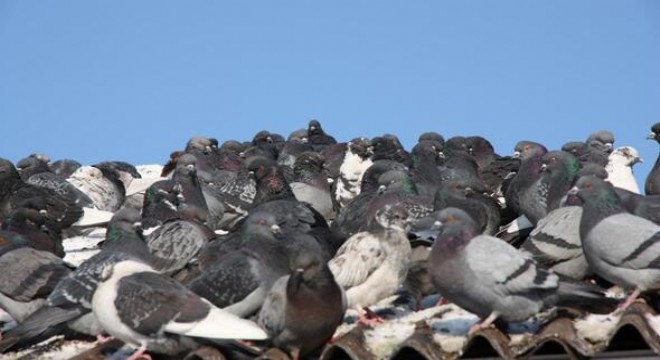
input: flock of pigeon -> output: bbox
[0,120,659,360]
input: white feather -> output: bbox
[167,299,268,340]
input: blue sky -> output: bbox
[1,1,658,183]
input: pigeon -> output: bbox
[289,152,335,220]
[16,155,52,181]
[0,245,72,323]
[248,156,296,207]
[605,146,643,194]
[145,213,215,275]
[140,180,182,231]
[645,122,660,195]
[92,259,268,359]
[257,252,346,359]
[1,199,64,257]
[331,160,409,239]
[328,204,412,324]
[418,132,445,147]
[428,207,616,335]
[67,165,125,212]
[94,161,142,196]
[584,130,615,167]
[570,175,660,310]
[371,135,413,167]
[518,150,580,224]
[433,179,501,235]
[503,141,548,217]
[0,158,83,228]
[184,136,224,173]
[520,206,589,280]
[0,208,150,352]
[189,211,324,318]
[408,140,445,196]
[334,138,373,207]
[539,150,581,214]
[465,136,497,170]
[307,119,337,149]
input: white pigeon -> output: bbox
[92,259,268,359]
[605,146,643,193]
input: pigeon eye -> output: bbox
[584,182,593,190]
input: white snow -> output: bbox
[574,313,621,343]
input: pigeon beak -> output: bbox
[271,224,281,234]
[635,157,643,164]
[301,137,309,144]
[327,177,334,184]
[310,125,317,131]
[513,151,521,158]
[541,163,548,172]
[605,143,614,152]
[464,187,475,195]
[39,209,48,215]
[377,184,387,194]
[647,132,656,140]
[567,186,579,196]
[438,151,446,159]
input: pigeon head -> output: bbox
[16,156,48,172]
[290,252,323,283]
[569,176,622,210]
[648,122,660,142]
[610,146,643,166]
[246,156,278,182]
[433,207,480,248]
[186,136,216,154]
[308,119,324,135]
[513,141,547,159]
[106,208,144,243]
[418,132,445,147]
[542,151,580,176]
[288,128,309,143]
[243,211,281,236]
[377,169,416,195]
[375,204,411,231]
[348,137,374,158]
[252,130,274,145]
[586,130,615,152]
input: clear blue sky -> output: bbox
[1,1,659,182]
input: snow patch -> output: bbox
[574,313,621,343]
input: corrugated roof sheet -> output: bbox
[10,301,660,359]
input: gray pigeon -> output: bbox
[289,152,335,220]
[428,207,616,335]
[92,259,268,359]
[570,175,660,310]
[0,208,150,353]
[258,253,346,359]
[0,246,71,322]
[328,204,412,325]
